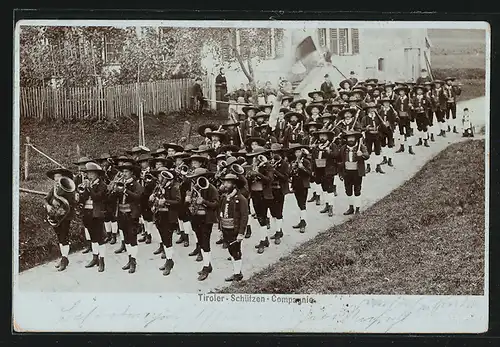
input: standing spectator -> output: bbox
[349,71,359,86]
[192,77,205,115]
[416,69,432,85]
[215,68,228,115]
[320,74,336,101]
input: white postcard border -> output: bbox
[12,20,490,333]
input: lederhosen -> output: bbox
[269,159,289,220]
[340,145,365,197]
[394,95,411,137]
[140,168,155,223]
[379,105,398,148]
[290,157,312,210]
[425,90,435,126]
[81,178,107,245]
[188,183,219,253]
[219,190,249,260]
[248,163,274,227]
[361,114,383,156]
[411,95,431,132]
[113,178,143,246]
[444,85,461,120]
[154,181,181,248]
[431,88,447,124]
[312,141,338,193]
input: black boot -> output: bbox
[376,164,385,174]
[388,158,393,167]
[55,258,61,269]
[299,219,307,233]
[344,205,355,215]
[328,205,334,217]
[196,252,203,262]
[105,232,112,243]
[320,203,330,214]
[256,238,269,254]
[409,146,415,155]
[110,233,117,245]
[366,164,371,173]
[159,260,167,271]
[153,243,164,255]
[395,144,404,153]
[138,233,147,243]
[163,259,174,276]
[333,184,338,197]
[380,156,388,165]
[447,125,451,132]
[430,133,435,142]
[85,254,99,268]
[175,232,185,244]
[225,273,243,282]
[453,126,458,133]
[273,230,283,245]
[442,130,447,137]
[161,251,166,259]
[222,241,228,249]
[215,237,224,245]
[355,207,360,214]
[129,257,137,273]
[437,129,443,137]
[145,233,152,244]
[183,234,189,247]
[122,255,131,270]
[57,257,69,272]
[315,194,321,206]
[415,138,423,146]
[245,225,252,238]
[307,192,317,203]
[198,263,213,275]
[98,257,105,272]
[189,244,201,257]
[114,241,126,254]
[292,220,301,229]
[197,265,211,281]
[424,139,430,147]
[82,241,91,254]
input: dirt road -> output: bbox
[16,97,486,293]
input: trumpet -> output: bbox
[107,171,124,192]
[176,164,190,176]
[144,173,156,184]
[77,178,90,194]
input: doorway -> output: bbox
[404,48,421,81]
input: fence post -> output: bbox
[24,137,30,181]
[182,121,191,144]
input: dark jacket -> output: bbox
[248,162,274,200]
[218,190,249,235]
[431,88,447,110]
[394,95,411,113]
[156,181,182,223]
[80,178,108,218]
[283,123,306,148]
[110,179,144,218]
[410,95,432,113]
[271,159,290,195]
[187,183,219,224]
[443,85,462,104]
[290,157,312,189]
[321,81,335,100]
[337,143,370,177]
[215,74,227,93]
[361,114,383,134]
[311,141,340,176]
[274,119,287,144]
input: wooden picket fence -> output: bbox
[20,78,212,120]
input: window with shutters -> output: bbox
[104,35,121,64]
[318,29,328,48]
[329,28,360,56]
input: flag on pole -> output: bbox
[291,36,318,75]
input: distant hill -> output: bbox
[428,29,486,69]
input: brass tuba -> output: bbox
[47,176,76,227]
[230,163,245,175]
[188,176,210,215]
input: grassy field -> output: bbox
[221,140,485,295]
[18,111,227,271]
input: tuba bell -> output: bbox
[47,176,76,227]
[230,163,245,175]
[196,176,210,190]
